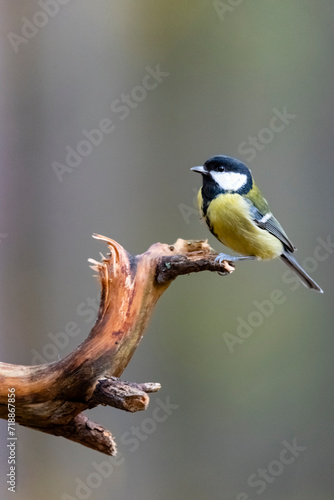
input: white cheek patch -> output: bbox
[211,171,248,191]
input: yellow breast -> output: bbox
[198,191,283,260]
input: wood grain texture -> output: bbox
[0,235,234,454]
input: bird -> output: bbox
[191,155,323,292]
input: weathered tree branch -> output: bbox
[0,235,235,455]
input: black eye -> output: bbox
[217,166,225,172]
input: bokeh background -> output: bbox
[1,1,334,499]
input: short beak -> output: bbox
[190,166,209,175]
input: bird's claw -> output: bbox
[214,253,256,265]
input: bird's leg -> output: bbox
[214,253,256,265]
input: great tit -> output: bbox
[191,155,323,292]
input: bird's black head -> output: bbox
[191,155,253,198]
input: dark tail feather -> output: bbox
[280,252,323,293]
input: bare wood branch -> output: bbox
[91,377,161,412]
[35,414,118,456]
[0,235,235,455]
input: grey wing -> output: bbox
[247,202,296,253]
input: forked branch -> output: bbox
[0,235,235,455]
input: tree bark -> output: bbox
[0,234,235,455]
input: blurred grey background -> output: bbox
[1,1,334,499]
